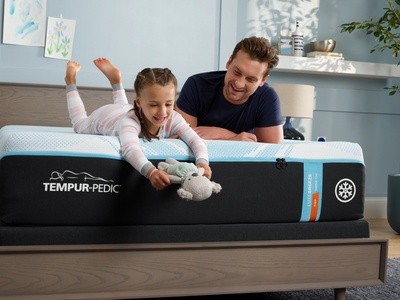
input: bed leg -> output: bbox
[334,288,346,300]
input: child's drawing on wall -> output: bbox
[2,0,47,46]
[44,17,76,60]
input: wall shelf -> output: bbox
[275,55,400,79]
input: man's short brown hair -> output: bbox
[231,36,279,76]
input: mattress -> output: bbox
[0,125,365,226]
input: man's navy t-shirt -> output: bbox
[176,71,281,134]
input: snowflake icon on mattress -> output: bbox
[335,178,356,203]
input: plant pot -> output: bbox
[387,174,400,234]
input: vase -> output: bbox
[387,174,400,234]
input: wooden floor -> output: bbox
[368,218,400,258]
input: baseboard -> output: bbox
[364,197,387,219]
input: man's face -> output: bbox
[223,50,269,105]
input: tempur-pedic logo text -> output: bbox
[43,170,121,193]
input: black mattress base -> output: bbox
[0,156,365,226]
[0,219,370,246]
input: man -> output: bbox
[175,36,283,143]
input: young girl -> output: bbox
[65,58,211,191]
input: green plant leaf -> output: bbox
[340,0,400,95]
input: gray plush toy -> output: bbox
[157,158,222,201]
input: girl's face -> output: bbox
[136,83,176,133]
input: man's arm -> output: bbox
[255,125,284,143]
[195,125,284,143]
[175,106,282,143]
[194,126,258,141]
[175,107,257,141]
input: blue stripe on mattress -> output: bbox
[300,162,323,222]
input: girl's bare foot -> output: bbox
[93,57,122,85]
[65,61,81,85]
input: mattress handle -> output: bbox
[275,158,287,170]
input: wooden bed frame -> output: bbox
[0,83,389,300]
[0,239,388,300]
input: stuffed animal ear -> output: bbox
[157,162,169,171]
[211,182,222,194]
[177,188,193,200]
[166,158,179,165]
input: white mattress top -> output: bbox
[0,125,364,164]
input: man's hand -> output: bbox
[228,132,257,142]
[194,126,257,142]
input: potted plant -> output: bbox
[340,0,400,95]
[341,1,400,234]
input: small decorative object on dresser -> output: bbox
[310,39,336,52]
[279,36,293,55]
[291,20,304,57]
[308,39,344,59]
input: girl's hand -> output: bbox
[149,169,171,190]
[197,162,212,179]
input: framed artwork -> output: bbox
[279,36,293,56]
[44,16,76,60]
[2,0,47,46]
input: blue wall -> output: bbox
[0,0,221,89]
[1,0,399,196]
